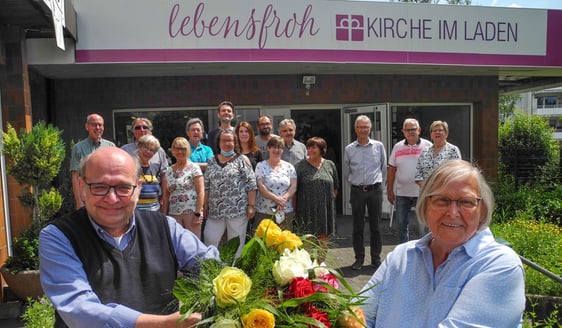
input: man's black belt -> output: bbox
[352,183,381,192]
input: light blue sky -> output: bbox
[471,0,562,9]
[364,0,562,10]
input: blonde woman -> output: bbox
[136,135,163,212]
[161,137,204,238]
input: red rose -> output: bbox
[288,276,315,299]
[306,305,331,328]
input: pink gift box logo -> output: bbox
[336,14,364,41]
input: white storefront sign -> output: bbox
[72,0,559,66]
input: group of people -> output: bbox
[67,102,340,260]
[47,108,525,327]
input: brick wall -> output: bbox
[47,74,498,178]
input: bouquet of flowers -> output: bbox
[174,219,367,328]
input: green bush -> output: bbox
[494,178,562,226]
[523,302,560,328]
[21,296,55,328]
[1,121,65,273]
[498,112,559,185]
[491,219,562,296]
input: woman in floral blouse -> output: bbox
[161,137,204,239]
[414,120,461,188]
[254,136,297,231]
[203,129,257,257]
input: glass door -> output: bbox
[342,104,391,216]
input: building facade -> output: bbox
[2,0,562,300]
[517,87,562,140]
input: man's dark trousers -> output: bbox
[350,184,383,265]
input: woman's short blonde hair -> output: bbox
[170,137,192,158]
[137,135,160,150]
[429,120,449,134]
[416,159,494,231]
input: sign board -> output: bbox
[72,0,562,67]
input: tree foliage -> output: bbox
[499,94,521,123]
[1,122,65,272]
[498,112,559,185]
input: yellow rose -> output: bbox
[337,306,366,328]
[255,219,283,247]
[241,309,275,328]
[275,230,303,252]
[213,267,252,308]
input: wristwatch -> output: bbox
[194,212,201,217]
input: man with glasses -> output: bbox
[387,118,432,243]
[40,147,219,327]
[70,113,115,210]
[255,115,278,160]
[344,115,387,270]
[121,117,169,193]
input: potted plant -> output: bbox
[1,121,65,300]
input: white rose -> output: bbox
[272,248,313,286]
[313,261,330,277]
[291,248,313,268]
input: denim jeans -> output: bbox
[395,196,417,243]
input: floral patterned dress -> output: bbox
[164,162,202,215]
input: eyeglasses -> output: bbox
[258,122,271,126]
[403,128,418,133]
[142,146,158,154]
[431,129,445,133]
[134,125,150,131]
[85,182,137,197]
[429,195,482,210]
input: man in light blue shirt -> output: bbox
[40,147,219,327]
[344,115,387,270]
